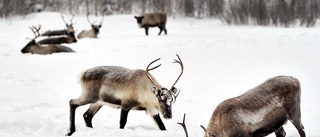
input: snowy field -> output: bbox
[0,12,319,137]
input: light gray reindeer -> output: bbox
[200,76,306,137]
[21,25,74,55]
[77,12,104,39]
[41,14,75,37]
[66,55,184,136]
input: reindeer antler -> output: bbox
[177,113,189,137]
[146,58,161,89]
[29,25,41,39]
[86,12,97,25]
[169,54,184,102]
[61,13,75,25]
[100,15,105,25]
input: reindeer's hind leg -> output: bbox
[275,127,286,137]
[66,98,94,136]
[288,101,306,137]
[83,103,102,128]
[158,26,163,35]
[290,117,306,137]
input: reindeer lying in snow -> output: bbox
[66,55,184,136]
[41,14,75,37]
[77,12,104,39]
[200,76,306,137]
[21,25,74,55]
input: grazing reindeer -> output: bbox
[21,25,75,55]
[37,31,77,44]
[41,14,75,37]
[201,76,306,137]
[77,12,104,39]
[134,13,167,36]
[66,55,184,136]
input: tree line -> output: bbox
[0,0,318,27]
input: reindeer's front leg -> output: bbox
[152,114,166,130]
[120,107,132,129]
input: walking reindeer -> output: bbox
[21,25,74,55]
[66,54,184,136]
[77,12,104,39]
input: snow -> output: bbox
[0,12,319,137]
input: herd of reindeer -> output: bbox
[20,12,168,55]
[18,12,306,136]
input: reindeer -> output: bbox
[21,25,75,55]
[66,55,184,136]
[199,76,306,137]
[41,14,75,37]
[77,12,104,39]
[37,31,77,44]
[134,13,167,36]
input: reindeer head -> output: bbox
[61,14,75,33]
[21,25,41,54]
[87,12,104,34]
[146,54,183,119]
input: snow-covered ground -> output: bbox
[0,12,319,137]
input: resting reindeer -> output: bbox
[41,14,75,37]
[134,13,167,36]
[66,54,184,136]
[38,31,77,44]
[201,76,306,137]
[77,12,104,39]
[21,25,74,55]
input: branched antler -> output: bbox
[29,25,41,39]
[170,54,184,102]
[146,58,161,89]
[177,113,188,137]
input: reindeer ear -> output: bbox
[134,16,138,19]
[171,87,178,94]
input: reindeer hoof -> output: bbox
[65,130,75,136]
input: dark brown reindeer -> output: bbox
[41,14,75,37]
[37,31,77,44]
[200,76,306,137]
[21,25,75,55]
[134,13,167,36]
[77,12,104,39]
[66,54,184,136]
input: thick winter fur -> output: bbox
[77,25,101,39]
[134,13,167,35]
[66,65,179,136]
[204,76,306,137]
[21,40,74,55]
[38,32,77,44]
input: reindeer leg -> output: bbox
[152,114,166,130]
[290,118,306,137]
[120,107,132,129]
[164,27,167,35]
[275,127,286,137]
[158,26,163,35]
[66,98,91,136]
[144,27,149,36]
[83,103,102,128]
[288,104,306,137]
